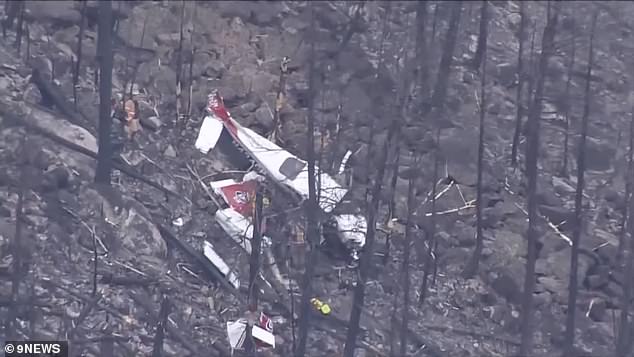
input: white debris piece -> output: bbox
[209,178,239,197]
[215,208,272,254]
[338,150,353,175]
[194,116,224,154]
[227,314,275,350]
[203,241,240,289]
[334,214,367,253]
[243,171,266,183]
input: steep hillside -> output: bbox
[0,1,632,356]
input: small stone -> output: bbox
[163,145,177,158]
[254,105,274,130]
[142,116,162,131]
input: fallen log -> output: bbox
[0,103,183,200]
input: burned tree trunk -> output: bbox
[430,2,440,46]
[510,1,526,166]
[560,31,576,177]
[563,12,597,356]
[415,0,429,108]
[175,0,186,122]
[419,127,440,305]
[617,109,634,357]
[519,2,560,355]
[73,0,88,108]
[246,188,263,357]
[470,0,488,71]
[94,0,114,184]
[462,34,488,278]
[429,1,462,112]
[384,143,400,264]
[270,57,290,145]
[248,188,263,310]
[343,118,399,357]
[2,0,20,38]
[296,4,319,355]
[186,4,197,120]
[399,157,418,355]
[15,1,25,55]
[5,144,27,340]
[618,107,634,264]
[151,297,170,357]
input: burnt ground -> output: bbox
[0,1,633,356]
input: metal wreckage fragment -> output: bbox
[193,89,368,351]
[195,89,367,258]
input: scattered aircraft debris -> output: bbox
[203,241,240,290]
[195,90,367,262]
[226,311,276,352]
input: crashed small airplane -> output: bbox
[195,90,367,261]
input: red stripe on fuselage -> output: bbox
[209,93,240,139]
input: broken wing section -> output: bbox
[194,116,224,154]
[203,241,240,289]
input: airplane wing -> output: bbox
[195,115,224,154]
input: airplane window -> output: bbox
[279,157,306,180]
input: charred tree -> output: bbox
[344,118,398,357]
[419,127,440,305]
[415,1,429,107]
[510,1,526,166]
[151,297,170,357]
[617,107,634,357]
[429,1,462,113]
[462,35,488,278]
[2,0,20,38]
[186,3,197,120]
[15,1,25,55]
[175,0,186,122]
[246,187,263,355]
[5,144,27,340]
[560,30,576,177]
[563,11,597,356]
[270,56,290,145]
[519,2,560,355]
[521,23,538,171]
[616,78,634,357]
[384,143,400,264]
[296,4,319,355]
[430,2,440,46]
[250,190,264,309]
[94,0,114,184]
[74,0,88,108]
[399,157,418,355]
[618,109,634,264]
[470,0,488,71]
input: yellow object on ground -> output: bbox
[310,298,331,315]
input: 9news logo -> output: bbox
[4,341,68,356]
